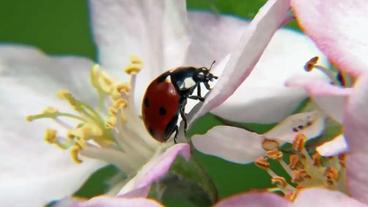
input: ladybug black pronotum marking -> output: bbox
[142,64,217,143]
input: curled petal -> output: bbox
[189,0,291,124]
[77,197,163,207]
[291,0,368,76]
[344,74,368,204]
[212,28,328,123]
[214,192,290,207]
[118,143,190,197]
[316,135,348,157]
[287,76,352,123]
[264,111,326,143]
[192,126,265,164]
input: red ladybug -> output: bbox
[142,65,217,142]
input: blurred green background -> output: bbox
[0,0,299,206]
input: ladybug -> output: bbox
[142,64,217,142]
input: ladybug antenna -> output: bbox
[209,60,216,71]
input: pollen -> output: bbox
[44,128,57,144]
[256,134,346,199]
[26,56,145,164]
[124,55,143,75]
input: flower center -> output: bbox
[26,56,158,170]
[304,56,353,87]
[255,134,346,201]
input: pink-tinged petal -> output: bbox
[344,74,368,204]
[192,126,265,164]
[291,0,368,76]
[212,28,328,123]
[316,135,348,157]
[117,144,190,197]
[89,0,190,105]
[264,111,325,143]
[189,0,291,124]
[287,76,352,123]
[185,12,247,67]
[77,197,162,207]
[0,45,104,207]
[214,192,290,207]
[294,188,368,207]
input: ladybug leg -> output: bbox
[180,102,188,132]
[188,83,205,102]
[173,126,179,143]
[204,81,211,90]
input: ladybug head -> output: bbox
[195,61,218,83]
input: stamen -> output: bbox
[289,154,301,170]
[325,167,339,185]
[44,128,57,144]
[124,55,143,75]
[293,133,306,152]
[70,144,83,163]
[312,152,321,167]
[255,156,270,170]
[262,139,280,151]
[338,154,347,168]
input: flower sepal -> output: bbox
[148,156,218,206]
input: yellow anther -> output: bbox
[113,98,128,109]
[304,56,319,72]
[130,55,143,65]
[272,176,288,189]
[293,134,306,152]
[108,106,118,116]
[98,71,115,93]
[325,167,339,185]
[262,139,280,151]
[116,83,130,94]
[44,128,57,144]
[124,55,143,75]
[124,64,141,75]
[26,107,59,121]
[266,149,283,160]
[292,169,311,183]
[312,152,321,167]
[58,89,72,99]
[70,144,83,164]
[284,191,298,201]
[255,156,270,170]
[106,116,117,129]
[338,154,347,168]
[289,154,301,170]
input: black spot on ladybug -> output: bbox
[144,97,150,108]
[298,125,304,130]
[159,107,167,116]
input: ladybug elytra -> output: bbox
[142,65,217,142]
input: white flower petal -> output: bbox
[189,0,291,125]
[185,12,247,67]
[264,111,326,143]
[316,135,348,157]
[287,75,352,123]
[192,126,265,164]
[212,29,328,123]
[90,0,190,107]
[0,45,104,207]
[0,45,95,103]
